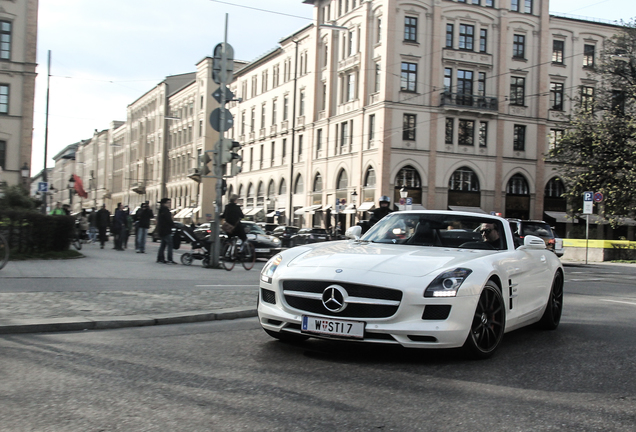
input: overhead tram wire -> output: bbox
[208,0,313,21]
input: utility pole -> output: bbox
[42,50,51,214]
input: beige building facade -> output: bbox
[0,0,37,188]
[45,0,622,236]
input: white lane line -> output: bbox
[196,285,259,287]
[601,299,636,307]
[567,278,604,282]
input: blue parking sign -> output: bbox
[37,182,48,193]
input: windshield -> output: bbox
[363,212,507,250]
[244,223,266,235]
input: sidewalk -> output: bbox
[0,241,261,335]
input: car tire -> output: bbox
[537,270,563,330]
[264,328,308,344]
[463,281,506,360]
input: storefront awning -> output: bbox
[341,204,357,214]
[357,201,375,212]
[448,206,488,214]
[294,204,322,215]
[245,207,263,216]
[544,211,578,224]
[174,208,190,218]
[322,204,332,211]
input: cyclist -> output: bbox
[221,194,248,254]
[368,195,393,228]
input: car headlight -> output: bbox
[272,237,280,244]
[424,268,473,298]
[261,254,283,284]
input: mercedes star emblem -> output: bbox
[321,285,348,313]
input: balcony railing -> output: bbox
[440,91,498,111]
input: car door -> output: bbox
[508,244,551,325]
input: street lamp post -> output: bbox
[68,175,76,206]
[350,190,358,227]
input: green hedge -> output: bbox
[0,210,75,253]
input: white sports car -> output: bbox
[258,211,564,358]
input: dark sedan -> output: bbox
[289,228,331,247]
[271,225,300,247]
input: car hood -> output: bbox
[287,241,496,277]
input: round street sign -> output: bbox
[209,108,234,132]
[593,192,604,202]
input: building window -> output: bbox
[581,86,595,112]
[545,177,565,197]
[282,138,287,160]
[449,167,479,192]
[0,140,5,169]
[511,0,530,12]
[510,77,525,106]
[404,16,417,42]
[457,70,473,97]
[444,68,452,92]
[0,21,11,60]
[458,120,475,146]
[345,72,356,102]
[374,62,381,93]
[583,44,595,68]
[446,24,454,48]
[513,125,526,151]
[552,40,564,64]
[339,121,349,154]
[549,129,564,150]
[298,135,303,162]
[550,82,564,110]
[250,107,255,132]
[524,0,533,13]
[273,64,280,87]
[0,84,8,114]
[376,17,382,43]
[272,100,277,125]
[316,128,323,158]
[445,118,454,144]
[271,141,275,165]
[400,62,417,92]
[368,114,375,148]
[507,174,529,195]
[511,0,520,11]
[262,70,268,93]
[459,24,474,51]
[283,95,289,121]
[513,34,525,59]
[477,72,486,97]
[479,122,488,147]
[299,89,305,116]
[261,104,266,129]
[403,114,416,141]
[479,29,487,53]
[485,0,494,7]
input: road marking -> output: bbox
[567,278,603,282]
[601,299,636,307]
[196,284,259,287]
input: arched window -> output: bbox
[336,169,348,190]
[364,167,376,187]
[507,174,529,195]
[267,180,276,198]
[227,185,234,198]
[395,165,421,188]
[294,174,304,194]
[279,178,286,195]
[247,183,255,207]
[313,173,323,192]
[449,167,480,192]
[257,181,265,207]
[545,177,564,198]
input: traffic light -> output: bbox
[220,138,241,165]
[230,153,242,177]
[187,168,201,183]
[200,151,213,176]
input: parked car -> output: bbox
[271,225,300,247]
[259,210,564,359]
[507,219,557,253]
[257,222,279,235]
[289,228,331,247]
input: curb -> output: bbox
[0,306,257,335]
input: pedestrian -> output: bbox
[50,202,65,215]
[95,204,111,249]
[62,204,71,216]
[156,198,176,264]
[77,209,89,242]
[88,207,97,243]
[112,202,125,251]
[135,201,154,253]
[121,206,132,249]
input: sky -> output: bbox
[31,0,636,174]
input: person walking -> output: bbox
[95,204,111,249]
[135,201,153,253]
[88,207,97,243]
[112,203,125,251]
[121,206,132,249]
[77,209,89,242]
[50,202,65,215]
[156,198,176,264]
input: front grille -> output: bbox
[282,280,402,319]
[422,305,452,320]
[261,288,276,304]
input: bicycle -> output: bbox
[0,232,9,270]
[220,236,255,271]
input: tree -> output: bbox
[0,185,42,211]
[548,20,636,225]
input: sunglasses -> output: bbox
[480,228,492,235]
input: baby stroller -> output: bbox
[175,225,212,267]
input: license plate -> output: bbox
[301,315,365,339]
[255,248,270,253]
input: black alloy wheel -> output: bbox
[464,282,506,359]
[538,271,564,330]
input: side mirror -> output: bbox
[521,235,546,249]
[345,225,362,240]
